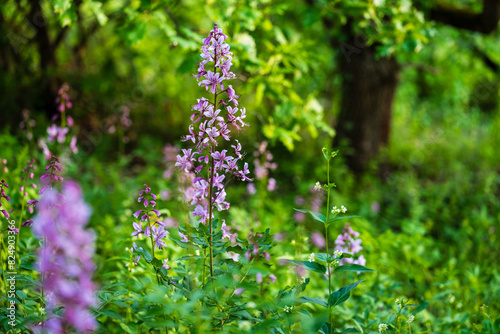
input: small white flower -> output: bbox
[334,250,343,258]
[238,321,251,331]
[284,305,293,313]
[395,298,401,305]
[308,253,315,262]
[406,315,415,324]
[332,260,339,267]
[314,182,322,191]
[378,323,388,333]
[301,276,306,283]
[331,206,340,214]
[340,205,347,213]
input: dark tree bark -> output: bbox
[333,0,500,173]
[334,41,399,173]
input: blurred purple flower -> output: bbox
[32,181,97,333]
[178,230,188,243]
[311,231,326,249]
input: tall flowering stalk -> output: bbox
[130,184,167,283]
[176,23,251,277]
[32,181,97,333]
[0,179,10,219]
[294,149,373,331]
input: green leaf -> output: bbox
[171,237,197,249]
[16,290,27,301]
[298,296,328,307]
[294,209,326,223]
[286,260,326,274]
[113,289,128,297]
[86,0,108,25]
[411,301,429,314]
[334,264,375,273]
[99,309,123,321]
[341,328,360,333]
[320,321,333,334]
[327,215,360,223]
[328,280,364,307]
[134,247,153,263]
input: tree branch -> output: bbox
[429,0,500,34]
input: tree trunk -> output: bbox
[334,43,399,173]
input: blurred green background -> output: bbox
[1,0,499,333]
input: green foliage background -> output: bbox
[0,0,499,333]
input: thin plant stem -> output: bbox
[207,37,218,278]
[325,158,332,329]
[146,207,160,284]
[15,175,28,268]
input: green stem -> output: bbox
[15,176,28,268]
[325,157,332,330]
[207,41,219,278]
[146,207,160,284]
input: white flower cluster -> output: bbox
[314,182,322,191]
[406,315,415,324]
[283,305,294,313]
[331,205,347,214]
[334,249,343,258]
[308,253,315,262]
[378,323,388,333]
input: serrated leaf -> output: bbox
[298,296,328,307]
[334,264,375,273]
[286,260,326,274]
[329,280,364,307]
[294,209,326,223]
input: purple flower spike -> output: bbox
[32,181,97,333]
[177,24,252,232]
[0,179,11,218]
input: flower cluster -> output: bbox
[39,156,64,195]
[406,315,415,324]
[334,223,365,267]
[247,141,277,194]
[331,205,347,214]
[20,158,37,195]
[0,179,10,218]
[23,156,63,227]
[313,182,322,191]
[56,83,73,115]
[131,184,169,264]
[19,109,36,141]
[255,272,277,285]
[39,84,78,159]
[32,181,97,333]
[283,305,294,313]
[106,105,133,143]
[176,23,251,225]
[378,323,388,333]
